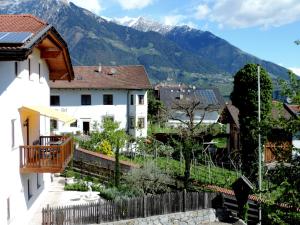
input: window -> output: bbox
[27,179,32,200]
[81,94,91,105]
[50,119,58,130]
[129,117,135,129]
[11,119,15,148]
[70,120,77,127]
[38,63,41,80]
[7,198,10,221]
[28,59,31,79]
[37,173,41,189]
[103,94,113,105]
[15,61,18,76]
[138,95,144,105]
[50,95,60,106]
[137,117,145,129]
[130,95,134,105]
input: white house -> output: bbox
[0,15,74,225]
[157,86,225,127]
[50,65,152,138]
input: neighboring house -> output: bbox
[0,15,74,225]
[158,87,225,126]
[284,104,300,156]
[50,65,152,138]
[219,104,240,157]
[220,102,297,163]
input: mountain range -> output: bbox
[0,0,288,96]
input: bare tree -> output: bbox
[168,94,216,187]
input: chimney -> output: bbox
[98,64,102,73]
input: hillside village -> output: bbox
[0,4,300,225]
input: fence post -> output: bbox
[203,192,209,208]
[183,189,187,212]
[45,204,50,225]
[143,196,147,218]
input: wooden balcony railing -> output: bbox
[20,136,73,173]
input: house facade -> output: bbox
[0,15,73,225]
[50,65,151,138]
[157,86,225,126]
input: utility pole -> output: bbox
[257,65,262,224]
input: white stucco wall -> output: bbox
[168,109,220,127]
[0,48,52,225]
[51,89,148,138]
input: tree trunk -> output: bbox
[114,144,120,188]
[184,152,191,188]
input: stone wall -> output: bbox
[99,208,217,225]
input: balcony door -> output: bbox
[24,118,29,145]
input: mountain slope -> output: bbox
[0,0,288,95]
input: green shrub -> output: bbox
[96,140,114,156]
[64,181,88,191]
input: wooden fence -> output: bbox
[42,191,216,225]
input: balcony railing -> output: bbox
[20,136,73,173]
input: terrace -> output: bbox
[20,136,73,173]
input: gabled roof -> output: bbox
[158,87,225,110]
[0,14,74,81]
[50,65,152,90]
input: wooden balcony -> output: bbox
[20,136,73,173]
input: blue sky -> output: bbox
[70,0,300,75]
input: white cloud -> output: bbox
[117,0,153,10]
[289,67,300,76]
[194,0,300,28]
[163,15,185,26]
[195,4,210,20]
[69,0,102,14]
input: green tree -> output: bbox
[280,70,300,104]
[231,64,273,181]
[147,89,165,123]
[100,118,128,187]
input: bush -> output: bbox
[64,181,88,191]
[124,161,172,195]
[96,139,114,156]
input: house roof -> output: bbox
[223,101,295,128]
[0,14,46,37]
[0,14,74,81]
[158,87,225,110]
[226,104,240,128]
[50,65,152,90]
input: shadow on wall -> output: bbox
[20,173,45,209]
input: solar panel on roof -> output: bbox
[198,89,218,105]
[0,32,33,44]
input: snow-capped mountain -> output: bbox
[0,0,289,88]
[114,16,174,34]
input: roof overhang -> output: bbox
[0,25,74,81]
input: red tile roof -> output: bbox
[50,65,152,90]
[0,14,47,34]
[0,14,74,81]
